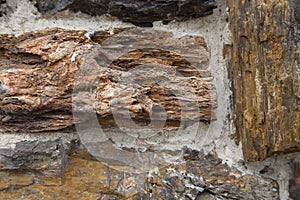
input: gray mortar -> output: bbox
[0,0,298,199]
[151,1,240,163]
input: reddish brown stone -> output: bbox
[0,28,216,132]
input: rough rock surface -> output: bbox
[147,148,279,200]
[0,28,216,132]
[33,0,217,27]
[0,29,89,132]
[227,0,300,162]
[289,161,300,200]
[0,145,279,199]
[0,139,67,176]
[0,0,297,198]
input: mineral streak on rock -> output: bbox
[0,28,216,132]
[34,0,217,27]
[227,0,300,161]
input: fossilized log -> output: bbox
[227,0,300,161]
[34,0,217,26]
[0,28,216,132]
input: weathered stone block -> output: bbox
[147,148,279,199]
[0,139,67,176]
[34,0,217,26]
[0,28,216,132]
[227,0,300,161]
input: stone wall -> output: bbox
[0,0,299,199]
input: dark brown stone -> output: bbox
[292,0,300,25]
[34,0,217,27]
[226,0,300,161]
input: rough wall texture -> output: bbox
[0,0,299,199]
[0,146,279,199]
[227,0,300,162]
[226,1,300,199]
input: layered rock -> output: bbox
[227,0,300,162]
[1,0,299,198]
[0,29,89,132]
[34,0,217,26]
[0,28,216,132]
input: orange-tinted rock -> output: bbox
[0,29,90,132]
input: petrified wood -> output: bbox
[0,28,216,132]
[34,0,217,26]
[227,0,300,161]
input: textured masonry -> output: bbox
[0,0,300,199]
